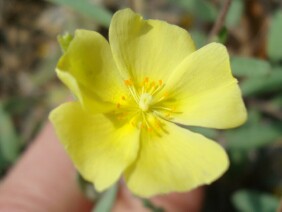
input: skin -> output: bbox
[0,123,204,212]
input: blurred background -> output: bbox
[0,0,282,211]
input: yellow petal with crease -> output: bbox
[109,8,195,83]
[56,69,114,113]
[165,43,247,129]
[57,29,128,113]
[49,102,140,191]
[125,121,229,197]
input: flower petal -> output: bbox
[164,43,247,129]
[55,69,113,113]
[124,121,229,197]
[49,102,140,191]
[109,8,195,83]
[57,29,128,113]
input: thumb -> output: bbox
[0,123,92,212]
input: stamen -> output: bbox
[156,92,169,102]
[142,112,151,130]
[152,106,175,112]
[151,83,165,96]
[120,77,179,135]
[129,112,141,127]
[139,77,165,98]
[150,82,156,87]
[124,79,139,103]
[165,112,172,118]
[153,110,173,120]
[140,113,157,133]
[145,113,165,136]
[124,79,133,86]
[145,77,149,83]
[147,82,157,94]
[117,115,124,120]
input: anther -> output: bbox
[124,79,133,86]
[145,77,149,83]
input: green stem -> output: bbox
[142,198,165,212]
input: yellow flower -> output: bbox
[49,8,247,197]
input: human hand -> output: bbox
[0,123,204,212]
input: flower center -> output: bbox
[139,93,152,111]
[114,77,179,135]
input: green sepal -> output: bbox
[57,32,74,53]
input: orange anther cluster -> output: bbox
[117,76,177,134]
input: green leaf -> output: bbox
[225,0,243,28]
[241,69,282,96]
[77,174,99,201]
[187,126,218,139]
[267,10,282,62]
[231,56,271,77]
[226,124,281,150]
[226,111,282,150]
[47,0,112,27]
[228,149,249,167]
[168,0,217,22]
[3,97,36,115]
[142,199,165,212]
[209,27,229,44]
[218,27,228,44]
[272,95,282,108]
[194,0,217,22]
[232,190,279,212]
[190,30,207,48]
[94,184,118,212]
[0,147,11,173]
[0,102,20,162]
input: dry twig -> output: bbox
[208,0,232,41]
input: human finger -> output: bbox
[0,123,93,212]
